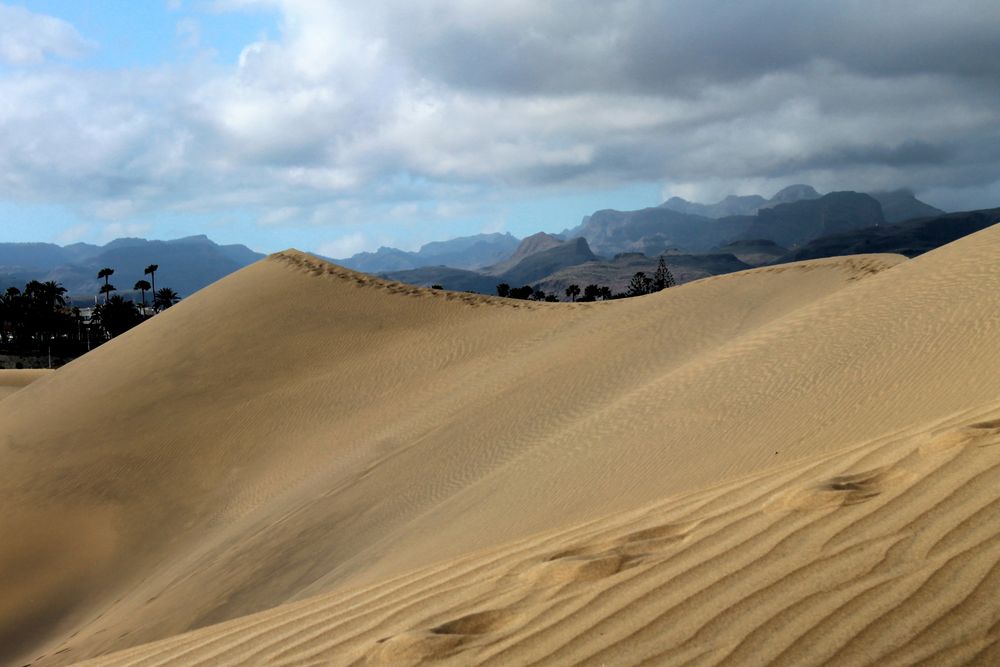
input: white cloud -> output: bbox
[1,0,999,244]
[176,18,201,49]
[319,232,368,258]
[100,222,153,241]
[0,4,94,65]
[55,223,92,244]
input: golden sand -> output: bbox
[4,224,1000,666]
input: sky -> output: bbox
[1,1,999,257]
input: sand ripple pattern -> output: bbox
[75,410,1000,666]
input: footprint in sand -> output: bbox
[366,608,519,664]
[766,467,893,511]
[924,418,1000,452]
[526,520,698,586]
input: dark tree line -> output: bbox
[495,255,676,302]
[0,264,181,365]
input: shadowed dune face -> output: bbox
[5,224,1000,665]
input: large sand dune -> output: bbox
[3,223,1000,666]
[0,368,51,400]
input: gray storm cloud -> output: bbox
[0,0,998,225]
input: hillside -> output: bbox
[743,191,885,248]
[333,233,520,273]
[780,207,1000,262]
[482,232,565,275]
[5,224,1000,666]
[659,184,820,218]
[382,236,599,294]
[0,235,263,301]
[534,252,750,296]
[715,239,789,266]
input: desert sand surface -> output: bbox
[4,224,1000,666]
[0,368,51,400]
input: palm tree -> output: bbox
[133,279,151,313]
[565,284,581,302]
[93,295,140,338]
[153,287,179,311]
[97,267,115,303]
[144,264,158,298]
[39,281,67,310]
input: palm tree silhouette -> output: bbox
[134,280,151,313]
[40,281,67,310]
[94,295,140,338]
[97,267,115,303]
[144,264,158,298]
[153,287,179,311]
[565,284,581,302]
[99,283,116,302]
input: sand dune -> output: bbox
[4,223,1000,666]
[0,368,51,400]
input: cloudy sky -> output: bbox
[1,1,999,256]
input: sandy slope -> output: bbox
[0,368,51,400]
[4,223,1000,666]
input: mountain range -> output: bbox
[375,187,954,295]
[3,185,989,303]
[334,186,943,277]
[0,235,263,302]
[329,232,519,273]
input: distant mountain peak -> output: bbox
[769,184,821,203]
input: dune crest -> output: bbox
[5,224,1000,666]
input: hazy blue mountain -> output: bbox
[778,207,1000,262]
[382,237,598,293]
[744,191,885,248]
[869,189,944,223]
[334,246,423,273]
[762,184,822,208]
[499,237,598,286]
[416,232,519,269]
[660,184,820,219]
[0,243,80,270]
[0,236,263,301]
[483,232,565,274]
[661,194,767,218]
[564,207,751,256]
[336,233,519,273]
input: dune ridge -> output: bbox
[4,224,1000,666]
